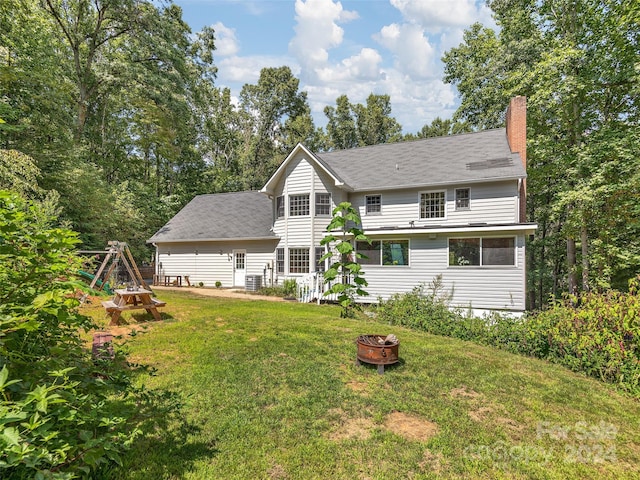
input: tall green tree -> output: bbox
[1,0,217,256]
[324,94,358,150]
[238,66,309,189]
[443,0,640,307]
[353,93,403,146]
[324,93,402,150]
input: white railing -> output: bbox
[296,272,339,304]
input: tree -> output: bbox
[324,95,358,150]
[404,117,472,140]
[324,94,402,150]
[1,0,217,258]
[0,150,41,196]
[442,0,640,306]
[353,93,403,146]
[238,66,309,189]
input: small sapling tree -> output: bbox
[320,202,370,317]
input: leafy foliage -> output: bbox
[378,275,640,395]
[0,191,142,478]
[320,202,369,318]
[534,276,640,394]
[443,0,640,304]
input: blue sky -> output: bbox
[173,0,495,133]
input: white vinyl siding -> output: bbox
[156,241,276,288]
[352,182,520,230]
[357,233,527,310]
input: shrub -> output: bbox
[378,273,640,395]
[282,279,298,297]
[0,191,142,478]
[533,278,640,394]
[377,276,459,335]
[215,281,222,288]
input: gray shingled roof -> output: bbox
[148,191,277,243]
[314,128,526,191]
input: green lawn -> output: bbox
[86,290,640,479]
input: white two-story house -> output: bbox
[149,97,537,313]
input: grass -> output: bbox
[82,290,640,479]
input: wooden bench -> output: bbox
[150,298,166,307]
[101,300,123,312]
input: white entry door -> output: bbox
[233,250,246,287]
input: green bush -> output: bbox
[377,273,640,395]
[0,191,142,478]
[259,280,298,298]
[533,278,640,394]
[282,279,298,297]
[377,276,460,335]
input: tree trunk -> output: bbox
[567,237,578,295]
[581,223,589,291]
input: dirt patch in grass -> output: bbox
[346,380,369,393]
[384,411,439,442]
[468,406,494,422]
[450,386,482,400]
[99,324,148,337]
[328,417,376,441]
[268,464,288,480]
[419,449,445,475]
[328,411,439,443]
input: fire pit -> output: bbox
[356,334,399,374]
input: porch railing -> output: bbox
[296,272,339,304]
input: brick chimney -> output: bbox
[506,96,527,222]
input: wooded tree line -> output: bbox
[1,0,638,308]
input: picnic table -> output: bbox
[102,288,165,325]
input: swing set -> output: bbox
[78,241,150,293]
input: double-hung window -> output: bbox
[420,191,446,219]
[356,240,409,266]
[449,237,515,266]
[314,246,326,272]
[289,248,310,273]
[315,193,331,216]
[276,196,285,219]
[276,248,285,274]
[365,194,381,215]
[455,188,470,210]
[289,194,310,216]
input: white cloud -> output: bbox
[288,0,358,72]
[217,55,300,85]
[212,22,239,57]
[375,23,436,78]
[316,48,383,83]
[390,0,493,32]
